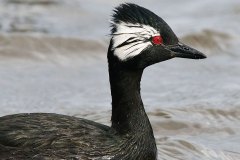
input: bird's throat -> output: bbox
[109,65,152,134]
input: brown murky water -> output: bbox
[0,0,240,159]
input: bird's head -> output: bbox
[108,3,206,69]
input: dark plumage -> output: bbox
[0,3,206,160]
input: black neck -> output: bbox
[108,44,153,135]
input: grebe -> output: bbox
[0,3,206,160]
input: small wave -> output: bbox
[181,29,233,55]
[157,137,240,160]
[149,106,240,137]
[0,34,108,60]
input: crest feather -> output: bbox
[110,3,161,61]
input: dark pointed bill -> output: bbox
[167,42,207,59]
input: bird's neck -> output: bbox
[108,64,153,135]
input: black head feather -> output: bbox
[111,3,178,44]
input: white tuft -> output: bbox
[112,22,159,61]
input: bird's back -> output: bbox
[0,113,119,159]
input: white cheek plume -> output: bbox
[112,22,159,61]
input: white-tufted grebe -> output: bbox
[0,3,206,160]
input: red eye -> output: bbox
[152,36,163,45]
